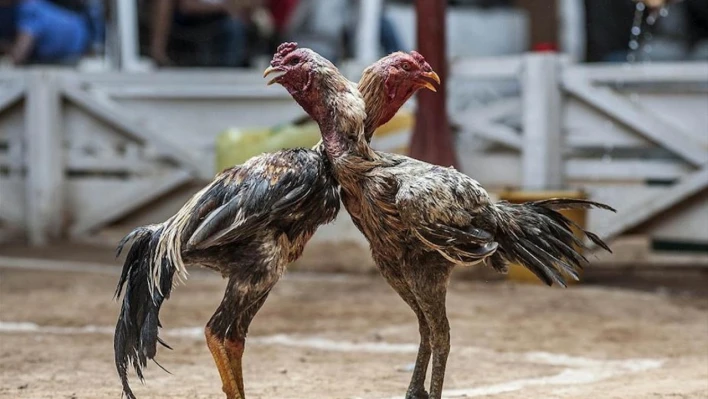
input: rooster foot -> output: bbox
[405,390,429,399]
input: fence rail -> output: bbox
[1,56,707,247]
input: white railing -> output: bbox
[1,56,707,246]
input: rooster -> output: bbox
[274,48,616,399]
[113,43,437,399]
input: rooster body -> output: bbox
[287,50,616,399]
[114,147,339,399]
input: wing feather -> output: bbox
[394,164,497,265]
[184,150,321,250]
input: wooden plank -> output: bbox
[521,53,563,189]
[596,167,708,241]
[69,170,192,236]
[24,71,64,245]
[97,85,294,100]
[0,83,24,113]
[460,122,522,150]
[566,159,692,181]
[453,98,520,122]
[66,155,153,174]
[451,56,523,80]
[563,80,708,166]
[564,62,708,84]
[60,80,202,174]
[457,153,693,185]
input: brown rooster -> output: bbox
[278,49,616,399]
[113,43,437,399]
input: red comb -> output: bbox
[272,42,299,65]
[409,51,432,71]
[410,51,426,64]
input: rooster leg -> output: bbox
[205,326,243,399]
[411,265,453,399]
[425,307,450,399]
[392,284,431,398]
[224,337,246,398]
[223,292,271,399]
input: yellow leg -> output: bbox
[205,327,243,399]
[225,338,246,398]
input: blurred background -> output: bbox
[0,0,705,268]
[0,2,706,397]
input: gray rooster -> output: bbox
[272,48,616,399]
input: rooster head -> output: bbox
[380,51,440,100]
[264,42,335,95]
[360,51,440,137]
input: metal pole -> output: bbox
[116,0,140,71]
[410,0,458,168]
[355,0,383,65]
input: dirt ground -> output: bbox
[0,256,707,399]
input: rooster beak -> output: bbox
[263,66,285,86]
[417,71,441,92]
[425,71,441,85]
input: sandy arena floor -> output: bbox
[0,257,707,399]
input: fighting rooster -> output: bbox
[113,43,437,399]
[274,49,616,399]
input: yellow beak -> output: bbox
[263,66,276,78]
[417,71,441,92]
[263,66,283,85]
[425,71,441,85]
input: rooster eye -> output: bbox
[401,62,411,71]
[289,57,300,65]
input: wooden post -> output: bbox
[25,71,64,245]
[410,0,458,168]
[521,53,563,190]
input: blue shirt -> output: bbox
[17,0,89,61]
[0,6,17,41]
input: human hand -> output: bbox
[632,0,682,9]
[252,7,275,38]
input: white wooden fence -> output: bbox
[450,54,708,244]
[0,56,707,247]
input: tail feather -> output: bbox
[489,198,615,286]
[114,225,176,399]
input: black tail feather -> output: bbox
[114,225,175,399]
[489,198,615,287]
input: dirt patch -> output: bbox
[0,263,706,399]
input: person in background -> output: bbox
[150,0,266,67]
[379,11,405,55]
[266,0,299,46]
[0,0,90,65]
[282,0,349,63]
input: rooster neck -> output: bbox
[306,76,370,163]
[359,70,388,142]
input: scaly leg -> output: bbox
[426,308,450,399]
[224,337,245,398]
[221,293,271,399]
[407,310,432,399]
[381,268,431,399]
[205,326,243,399]
[410,264,453,399]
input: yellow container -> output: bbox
[214,111,415,172]
[497,190,588,285]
